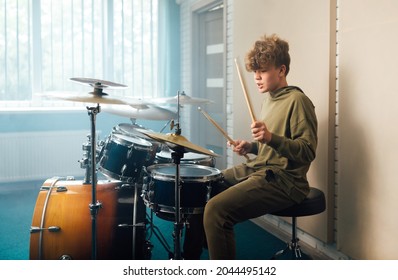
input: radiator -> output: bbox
[0,131,90,183]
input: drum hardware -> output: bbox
[79,135,95,184]
[86,104,103,260]
[30,226,61,233]
[146,207,174,259]
[39,185,68,192]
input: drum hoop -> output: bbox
[147,163,221,182]
[111,133,152,149]
[144,200,204,215]
[156,151,210,160]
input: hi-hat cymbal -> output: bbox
[151,92,214,105]
[40,91,127,105]
[70,78,128,89]
[137,130,218,157]
[102,104,177,120]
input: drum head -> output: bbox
[147,163,221,182]
[116,123,145,135]
[115,123,156,140]
[156,150,209,161]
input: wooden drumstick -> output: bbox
[234,57,256,122]
[198,107,250,160]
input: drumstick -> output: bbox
[234,57,256,122]
[198,107,249,160]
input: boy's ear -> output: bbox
[279,65,286,77]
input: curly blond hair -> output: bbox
[245,34,290,75]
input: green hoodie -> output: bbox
[246,86,318,203]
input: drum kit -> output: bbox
[29,78,220,260]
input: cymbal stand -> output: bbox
[87,104,102,260]
[170,90,185,259]
[171,147,184,260]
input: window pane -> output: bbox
[113,0,158,99]
[0,0,159,106]
[40,0,105,92]
[0,0,31,101]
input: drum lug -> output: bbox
[40,186,68,192]
[116,183,135,189]
[142,166,148,176]
[56,186,68,192]
[118,222,146,228]
[127,148,133,159]
[206,185,212,202]
[30,226,61,233]
[59,255,72,260]
[121,164,128,176]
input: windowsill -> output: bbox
[0,101,93,114]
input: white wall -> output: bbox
[337,0,398,259]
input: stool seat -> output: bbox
[271,187,326,217]
[270,187,326,259]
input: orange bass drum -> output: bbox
[29,177,150,260]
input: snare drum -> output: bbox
[142,164,222,219]
[29,177,149,260]
[99,133,156,182]
[155,149,215,167]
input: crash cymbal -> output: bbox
[137,130,218,157]
[40,91,127,105]
[151,92,214,105]
[70,78,128,89]
[102,104,177,120]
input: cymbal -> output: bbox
[137,130,218,157]
[151,92,214,105]
[70,77,128,89]
[40,91,127,105]
[102,104,177,120]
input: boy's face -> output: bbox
[252,65,286,93]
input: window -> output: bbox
[0,0,159,107]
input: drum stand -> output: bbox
[169,146,185,260]
[87,104,102,260]
[145,210,173,258]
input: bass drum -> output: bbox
[29,177,150,260]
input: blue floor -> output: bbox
[0,178,305,260]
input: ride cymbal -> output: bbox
[70,78,128,89]
[151,92,214,105]
[137,130,218,157]
[102,104,177,120]
[40,91,127,105]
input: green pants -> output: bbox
[202,164,297,260]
